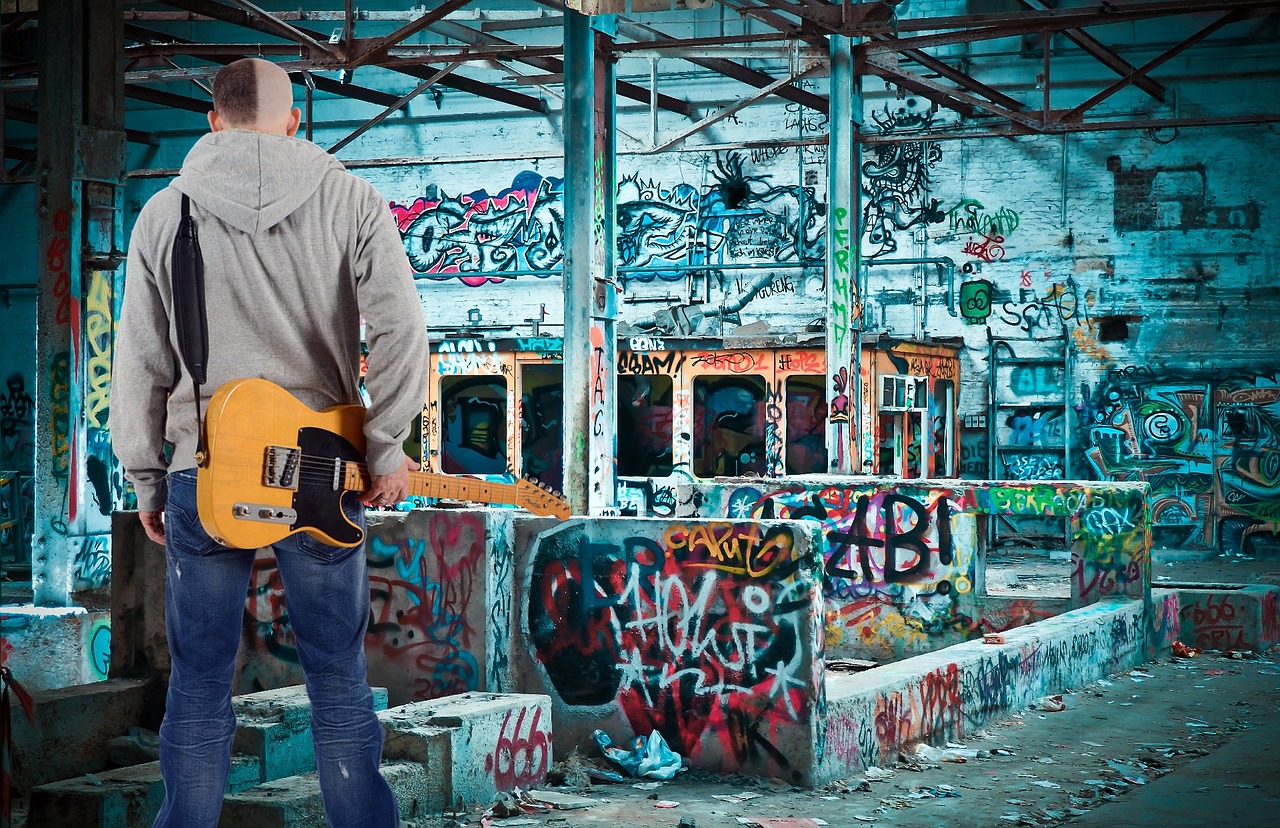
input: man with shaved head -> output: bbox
[112,58,427,827]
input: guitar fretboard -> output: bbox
[343,463,520,506]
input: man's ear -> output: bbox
[286,107,301,138]
[207,110,223,132]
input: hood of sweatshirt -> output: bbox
[172,129,345,235]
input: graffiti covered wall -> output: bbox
[512,517,826,783]
[859,115,1280,555]
[236,509,513,706]
[680,478,1149,662]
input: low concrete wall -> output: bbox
[510,516,827,785]
[679,478,1151,662]
[816,598,1150,784]
[232,509,514,706]
[1176,584,1280,651]
[1,605,111,690]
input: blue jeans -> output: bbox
[154,469,397,828]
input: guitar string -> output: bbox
[283,454,548,499]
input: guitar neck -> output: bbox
[344,463,519,506]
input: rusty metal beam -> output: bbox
[328,60,462,154]
[5,104,158,145]
[219,0,336,57]
[878,34,1026,113]
[347,0,472,69]
[1016,0,1164,102]
[1059,9,1248,121]
[162,0,336,59]
[122,23,402,109]
[124,42,302,57]
[124,82,211,114]
[386,59,550,114]
[615,17,828,114]
[428,17,698,118]
[863,55,1043,130]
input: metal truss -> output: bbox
[2,0,1279,155]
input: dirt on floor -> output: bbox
[427,647,1280,828]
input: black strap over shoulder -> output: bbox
[172,194,209,385]
[171,193,210,463]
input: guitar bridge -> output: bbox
[264,446,301,490]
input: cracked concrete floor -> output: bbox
[423,647,1280,828]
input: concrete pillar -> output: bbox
[561,11,618,514]
[825,35,862,473]
[33,0,126,604]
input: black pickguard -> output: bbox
[292,427,364,546]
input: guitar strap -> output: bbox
[171,193,210,466]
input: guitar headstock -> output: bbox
[515,476,572,520]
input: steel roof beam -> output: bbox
[124,82,211,114]
[347,0,472,69]
[1016,0,1163,102]
[123,23,402,109]
[5,104,159,145]
[615,18,828,114]
[862,54,1044,129]
[1059,9,1248,122]
[427,17,697,119]
[162,0,337,60]
[385,59,550,114]
[876,34,1026,113]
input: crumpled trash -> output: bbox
[1031,695,1067,712]
[862,766,895,781]
[1172,641,1200,659]
[916,743,979,763]
[594,728,683,780]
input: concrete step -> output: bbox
[378,691,553,811]
[26,684,390,828]
[232,684,390,783]
[218,760,431,828]
[26,754,262,828]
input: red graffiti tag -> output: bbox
[486,707,550,791]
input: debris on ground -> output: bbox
[1171,641,1200,658]
[736,819,829,827]
[1030,695,1067,712]
[712,791,763,803]
[528,789,598,810]
[914,742,979,763]
[595,728,684,779]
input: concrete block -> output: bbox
[816,598,1149,785]
[231,684,390,784]
[0,604,111,690]
[235,508,516,707]
[8,676,162,793]
[218,760,428,828]
[26,754,264,828]
[512,516,825,784]
[1177,585,1280,651]
[381,692,552,809]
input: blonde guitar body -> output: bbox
[198,378,369,548]
[197,378,570,550]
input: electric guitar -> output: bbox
[196,377,571,549]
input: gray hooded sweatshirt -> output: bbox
[110,129,429,512]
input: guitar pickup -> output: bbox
[233,502,297,525]
[264,446,301,490]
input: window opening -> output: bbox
[520,364,563,488]
[618,375,674,477]
[440,376,508,475]
[693,375,767,478]
[785,375,827,474]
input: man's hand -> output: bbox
[140,510,166,545]
[362,454,420,508]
